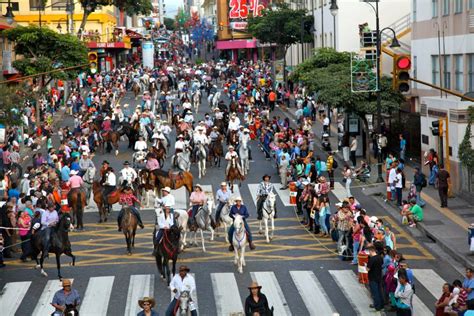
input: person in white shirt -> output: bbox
[174,135,186,153]
[225,146,243,175]
[228,114,240,131]
[350,136,358,167]
[155,203,175,243]
[395,167,404,207]
[388,164,397,202]
[155,187,175,210]
[322,113,330,134]
[102,167,116,205]
[120,161,137,187]
[160,122,172,146]
[134,136,147,152]
[182,99,192,110]
[166,265,197,316]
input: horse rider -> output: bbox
[215,182,231,225]
[66,169,85,201]
[192,125,209,161]
[209,126,220,144]
[118,186,144,230]
[160,121,172,147]
[227,196,256,250]
[155,201,174,244]
[228,113,240,135]
[40,202,59,258]
[189,184,207,226]
[51,279,81,316]
[225,145,244,176]
[120,161,138,188]
[154,187,176,211]
[166,265,197,316]
[78,152,95,177]
[100,160,110,180]
[101,116,112,137]
[204,113,213,129]
[239,127,253,161]
[145,153,160,175]
[173,134,186,167]
[130,108,141,124]
[256,174,277,220]
[134,135,148,153]
[102,167,117,208]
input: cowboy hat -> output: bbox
[248,281,262,290]
[220,182,227,186]
[262,174,271,181]
[194,184,202,190]
[178,265,190,272]
[123,161,130,165]
[135,109,141,113]
[213,126,218,130]
[178,134,184,138]
[104,116,111,120]
[123,103,129,108]
[62,279,72,287]
[70,170,78,175]
[228,145,234,149]
[244,128,250,132]
[162,186,171,193]
[234,196,242,201]
[138,297,156,308]
[102,160,110,165]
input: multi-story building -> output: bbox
[412,0,474,196]
[0,15,17,81]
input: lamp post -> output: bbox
[1,0,15,25]
[330,0,338,49]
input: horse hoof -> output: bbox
[258,231,262,235]
[41,271,48,277]
[35,264,40,269]
[98,219,103,223]
[104,218,108,222]
[127,252,132,256]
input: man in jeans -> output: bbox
[367,245,384,311]
[336,202,352,252]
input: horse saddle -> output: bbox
[101,131,109,138]
[169,171,184,182]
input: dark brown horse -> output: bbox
[132,81,140,99]
[154,225,180,285]
[67,188,86,230]
[227,130,239,146]
[92,181,121,223]
[209,135,224,167]
[120,205,138,255]
[150,140,167,167]
[226,156,244,193]
[100,130,122,156]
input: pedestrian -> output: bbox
[367,245,384,311]
[244,282,272,316]
[463,268,474,308]
[350,136,358,167]
[413,167,427,207]
[435,283,452,316]
[342,164,353,197]
[17,210,32,262]
[342,132,350,163]
[137,297,159,316]
[399,134,407,160]
[278,154,289,189]
[327,152,336,189]
[395,168,403,207]
[394,274,413,316]
[379,133,388,160]
[425,148,439,185]
[336,202,352,253]
[436,163,450,208]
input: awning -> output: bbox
[216,39,257,50]
[87,42,131,49]
[126,29,142,39]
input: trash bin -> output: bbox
[469,224,474,251]
[289,181,297,205]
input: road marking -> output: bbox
[420,192,469,231]
[412,295,434,316]
[247,183,259,207]
[413,269,446,299]
[124,274,154,316]
[33,279,74,316]
[290,271,336,315]
[80,276,115,316]
[169,273,199,313]
[329,270,380,315]
[0,281,31,315]
[251,271,291,315]
[211,272,244,315]
[273,183,294,206]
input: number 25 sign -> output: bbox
[229,0,266,19]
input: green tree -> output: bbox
[0,85,26,126]
[79,0,152,31]
[164,17,176,31]
[459,106,474,171]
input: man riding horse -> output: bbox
[225,145,244,177]
[256,175,277,220]
[227,196,256,250]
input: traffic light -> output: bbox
[393,54,411,93]
[88,52,98,74]
[432,119,443,136]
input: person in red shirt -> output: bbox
[118,186,144,231]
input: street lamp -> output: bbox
[56,22,62,33]
[1,0,15,25]
[330,0,338,49]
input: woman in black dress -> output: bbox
[244,282,272,316]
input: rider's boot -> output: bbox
[228,244,234,252]
[249,241,256,250]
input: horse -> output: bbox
[174,149,191,172]
[258,192,277,243]
[150,140,167,167]
[232,214,246,274]
[196,142,207,179]
[138,169,157,207]
[132,81,140,100]
[155,225,181,286]
[208,135,223,168]
[239,140,250,176]
[100,130,122,156]
[155,169,194,195]
[226,157,244,193]
[155,204,189,251]
[192,90,201,113]
[31,213,76,279]
[216,202,233,243]
[176,291,193,316]
[227,130,239,147]
[64,303,80,316]
[188,200,215,252]
[121,121,139,149]
[212,91,221,109]
[92,181,121,223]
[67,188,86,231]
[120,205,138,255]
[82,166,96,207]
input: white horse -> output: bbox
[232,214,246,274]
[82,166,96,208]
[196,142,207,179]
[174,149,191,172]
[217,202,233,243]
[258,192,277,243]
[212,91,221,109]
[177,290,192,315]
[189,200,215,252]
[192,90,201,113]
[239,140,250,176]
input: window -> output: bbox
[443,0,450,15]
[52,0,68,10]
[29,0,42,11]
[443,55,451,89]
[468,54,474,91]
[470,0,474,9]
[454,55,464,92]
[413,0,417,20]
[432,0,438,17]
[455,0,463,13]
[432,55,440,85]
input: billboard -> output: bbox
[217,0,268,40]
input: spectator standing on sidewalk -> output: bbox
[395,168,403,207]
[436,164,451,208]
[367,245,384,311]
[322,114,330,134]
[327,152,336,189]
[425,148,439,185]
[399,134,407,160]
[342,164,353,197]
[342,132,350,163]
[463,268,474,308]
[378,133,389,160]
[413,168,427,207]
[350,136,358,167]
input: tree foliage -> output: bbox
[459,106,474,171]
[247,3,313,49]
[4,25,88,81]
[0,85,27,126]
[292,48,405,116]
[164,17,176,31]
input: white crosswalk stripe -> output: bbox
[290,271,336,315]
[124,274,154,316]
[251,271,291,316]
[80,276,115,316]
[0,281,31,315]
[33,279,74,316]
[9,269,441,315]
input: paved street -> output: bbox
[0,90,464,316]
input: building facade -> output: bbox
[0,16,17,81]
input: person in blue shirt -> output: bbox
[70,156,80,172]
[7,182,20,202]
[227,196,256,251]
[399,134,407,160]
[61,163,71,182]
[463,268,474,305]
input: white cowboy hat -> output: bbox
[228,145,234,149]
[123,104,129,108]
[162,186,171,193]
[194,184,202,190]
[244,128,250,132]
[220,182,227,186]
[115,104,121,107]
[231,113,237,117]
[234,196,242,201]
[143,90,150,94]
[70,170,78,175]
[178,134,184,138]
[104,116,111,120]
[135,109,141,113]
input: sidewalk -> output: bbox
[277,103,474,268]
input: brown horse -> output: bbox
[227,130,239,146]
[92,181,121,223]
[150,140,167,167]
[67,188,86,230]
[226,157,244,193]
[145,169,193,194]
[100,131,122,156]
[120,205,138,255]
[209,135,224,167]
[132,82,140,99]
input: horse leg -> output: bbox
[55,253,62,280]
[155,253,164,278]
[126,232,131,255]
[200,229,205,252]
[40,255,48,277]
[241,245,246,267]
[271,216,275,240]
[265,218,270,243]
[259,220,263,234]
[210,226,214,241]
[233,246,238,266]
[64,249,76,266]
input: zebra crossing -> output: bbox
[1,268,444,315]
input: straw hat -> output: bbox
[220,182,227,186]
[194,184,202,190]
[162,186,171,193]
[62,279,72,287]
[138,297,156,308]
[248,281,262,290]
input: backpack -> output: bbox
[332,158,338,169]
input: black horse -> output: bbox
[154,225,181,286]
[64,303,80,316]
[31,213,76,279]
[121,121,140,149]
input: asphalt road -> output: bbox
[0,89,463,316]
